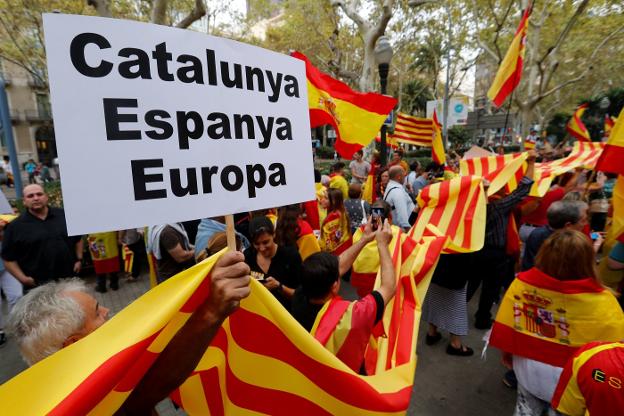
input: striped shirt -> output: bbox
[484,176,533,249]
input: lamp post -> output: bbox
[374,35,393,167]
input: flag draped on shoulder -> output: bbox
[604,114,616,138]
[431,109,446,165]
[566,103,591,142]
[489,267,624,368]
[409,175,486,253]
[459,152,528,196]
[291,51,397,159]
[596,106,624,175]
[487,5,531,107]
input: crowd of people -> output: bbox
[0,140,623,415]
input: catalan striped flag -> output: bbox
[390,113,434,146]
[350,225,416,297]
[530,141,604,196]
[122,244,134,274]
[292,51,397,159]
[604,114,616,138]
[487,5,531,107]
[459,152,528,196]
[408,175,487,253]
[566,103,591,142]
[596,106,624,175]
[431,109,447,165]
[490,267,624,368]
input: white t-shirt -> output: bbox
[513,356,563,402]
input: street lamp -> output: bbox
[375,35,393,167]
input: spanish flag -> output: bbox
[87,232,120,275]
[604,114,615,138]
[489,267,624,368]
[487,5,531,107]
[319,210,352,255]
[552,341,624,415]
[596,106,624,175]
[296,218,321,261]
[431,109,447,165]
[566,103,591,142]
[292,51,397,158]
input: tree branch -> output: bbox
[151,0,168,25]
[176,0,207,28]
[86,0,112,18]
[330,0,369,34]
[539,25,623,101]
[371,0,395,40]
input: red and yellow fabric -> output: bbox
[292,51,397,159]
[389,113,434,146]
[122,244,134,274]
[374,135,399,149]
[530,141,605,197]
[362,172,375,204]
[596,106,624,176]
[319,209,352,255]
[87,232,120,275]
[487,5,531,107]
[0,214,17,223]
[604,115,616,138]
[431,109,446,165]
[329,173,349,200]
[551,341,624,416]
[459,152,528,196]
[311,294,380,373]
[296,218,320,261]
[524,137,536,150]
[350,225,413,297]
[408,175,487,254]
[489,267,624,368]
[567,103,591,142]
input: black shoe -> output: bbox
[425,332,442,346]
[503,370,517,389]
[446,344,474,356]
[474,318,493,330]
[110,278,119,291]
[95,284,107,293]
[0,332,6,347]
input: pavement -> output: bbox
[1,271,515,415]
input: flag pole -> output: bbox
[502,90,515,148]
[225,215,236,250]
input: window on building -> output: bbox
[36,93,51,118]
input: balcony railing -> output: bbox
[24,109,52,122]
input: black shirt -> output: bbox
[157,225,195,283]
[521,226,554,271]
[2,207,81,285]
[244,244,302,311]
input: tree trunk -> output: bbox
[359,35,377,92]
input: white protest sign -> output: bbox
[43,14,314,235]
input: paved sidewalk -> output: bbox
[1,273,515,415]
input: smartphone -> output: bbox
[371,207,385,230]
[590,232,600,241]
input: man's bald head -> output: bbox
[388,166,405,181]
[23,184,48,214]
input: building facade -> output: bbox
[0,59,56,166]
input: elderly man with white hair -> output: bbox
[383,166,417,231]
[8,251,250,415]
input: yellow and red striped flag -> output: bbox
[292,51,397,159]
[389,113,434,146]
[490,267,624,368]
[531,141,604,196]
[604,114,616,138]
[122,244,134,274]
[459,152,528,196]
[408,175,487,253]
[566,103,591,142]
[487,5,531,107]
[431,109,447,165]
[596,106,624,175]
